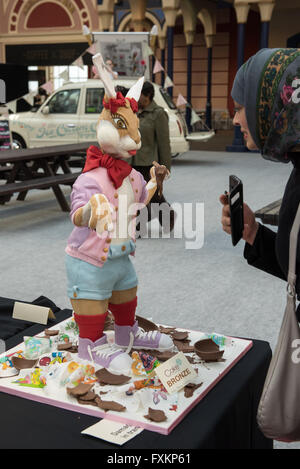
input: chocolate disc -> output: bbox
[194,338,224,362]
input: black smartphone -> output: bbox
[228,175,244,246]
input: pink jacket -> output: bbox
[65,167,147,267]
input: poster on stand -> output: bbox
[93,32,151,80]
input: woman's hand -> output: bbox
[219,193,259,246]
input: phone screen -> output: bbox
[229,175,244,246]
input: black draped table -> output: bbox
[0,296,273,450]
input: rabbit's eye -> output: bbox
[112,116,127,129]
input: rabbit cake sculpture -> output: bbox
[65,52,173,373]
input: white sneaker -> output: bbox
[78,335,132,373]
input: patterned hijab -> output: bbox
[231,48,300,163]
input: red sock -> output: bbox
[74,312,108,342]
[109,297,137,327]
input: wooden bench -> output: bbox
[0,142,97,211]
[255,199,282,226]
[0,172,80,211]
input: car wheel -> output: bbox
[12,133,26,149]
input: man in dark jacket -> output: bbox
[131,81,175,234]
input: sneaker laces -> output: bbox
[126,327,160,354]
[87,342,123,364]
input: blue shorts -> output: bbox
[66,240,138,300]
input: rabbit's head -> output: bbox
[92,53,144,159]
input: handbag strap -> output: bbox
[288,202,300,289]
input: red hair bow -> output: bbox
[103,91,138,114]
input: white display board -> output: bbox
[0,318,252,435]
[93,32,151,80]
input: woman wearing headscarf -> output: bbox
[220,48,300,295]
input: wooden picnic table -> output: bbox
[0,142,96,211]
[255,199,282,226]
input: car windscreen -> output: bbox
[47,89,80,114]
[159,88,177,110]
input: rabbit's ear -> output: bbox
[126,76,144,102]
[92,53,116,99]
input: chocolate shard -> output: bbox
[95,368,131,385]
[185,355,196,364]
[95,397,126,412]
[57,342,73,351]
[68,345,78,353]
[78,390,97,401]
[184,382,203,398]
[56,343,78,353]
[77,398,98,407]
[66,383,94,397]
[158,326,176,335]
[136,315,158,332]
[44,329,59,336]
[11,356,38,370]
[173,340,194,353]
[144,407,167,423]
[153,351,177,362]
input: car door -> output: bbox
[78,86,104,143]
[30,88,81,147]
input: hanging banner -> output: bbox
[6,100,17,113]
[41,81,54,94]
[23,91,35,106]
[145,44,154,56]
[163,75,174,89]
[176,93,187,107]
[59,69,69,81]
[72,56,84,70]
[153,59,164,74]
[191,109,201,125]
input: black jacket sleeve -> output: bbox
[243,223,286,281]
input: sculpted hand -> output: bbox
[73,193,114,235]
[219,193,259,246]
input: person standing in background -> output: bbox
[93,59,118,80]
[131,81,175,234]
[105,59,118,80]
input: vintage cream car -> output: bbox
[9,79,214,155]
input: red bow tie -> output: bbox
[83,145,132,189]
